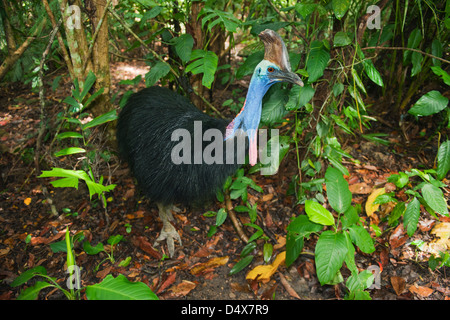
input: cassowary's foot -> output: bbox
[153,203,182,257]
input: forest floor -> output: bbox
[0,60,449,301]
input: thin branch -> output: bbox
[362,46,450,64]
[225,192,249,243]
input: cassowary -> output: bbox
[117,29,303,257]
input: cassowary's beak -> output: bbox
[268,69,304,87]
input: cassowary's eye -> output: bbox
[268,67,275,73]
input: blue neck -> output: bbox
[225,74,272,139]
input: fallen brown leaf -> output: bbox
[349,182,372,194]
[168,280,196,297]
[190,256,229,275]
[408,285,434,297]
[389,223,408,250]
[390,276,406,295]
[157,272,176,294]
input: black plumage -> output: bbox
[117,86,243,206]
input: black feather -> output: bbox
[117,86,246,206]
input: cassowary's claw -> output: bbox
[153,222,182,258]
[155,203,183,257]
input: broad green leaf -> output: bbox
[285,233,304,267]
[80,71,97,101]
[186,50,218,89]
[334,31,351,47]
[295,3,318,18]
[343,232,357,275]
[431,66,450,86]
[259,135,291,175]
[305,200,335,226]
[215,208,227,226]
[145,61,171,87]
[332,0,350,20]
[236,51,264,79]
[404,197,420,236]
[422,183,449,216]
[325,167,352,214]
[17,281,54,300]
[437,140,450,180]
[108,235,124,246]
[54,147,86,157]
[83,241,105,255]
[388,201,406,226]
[409,90,448,116]
[341,205,359,229]
[261,88,289,125]
[287,214,323,236]
[347,225,375,254]
[362,59,384,87]
[306,41,330,83]
[315,231,348,285]
[11,266,47,287]
[404,28,422,63]
[200,8,240,32]
[171,34,194,63]
[82,110,118,130]
[86,274,158,300]
[285,84,315,110]
[63,96,82,112]
[263,242,273,263]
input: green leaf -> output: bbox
[305,200,335,226]
[86,274,158,300]
[80,71,97,101]
[263,243,273,263]
[54,147,86,157]
[431,39,443,66]
[287,214,323,236]
[200,8,240,32]
[229,255,254,275]
[404,28,422,63]
[171,34,194,63]
[108,234,124,246]
[56,131,84,140]
[285,233,304,267]
[347,225,375,254]
[421,183,449,216]
[437,140,450,180]
[83,241,105,255]
[409,90,449,116]
[332,0,350,19]
[260,88,289,125]
[362,59,384,87]
[404,197,420,236]
[82,110,117,130]
[236,51,264,79]
[63,96,82,112]
[315,231,348,285]
[186,50,218,89]
[325,167,352,214]
[215,208,227,226]
[341,206,359,229]
[306,41,330,83]
[259,135,290,175]
[286,84,315,111]
[410,51,423,77]
[11,266,47,287]
[430,66,450,86]
[145,61,171,87]
[334,31,351,47]
[17,281,54,300]
[388,201,406,226]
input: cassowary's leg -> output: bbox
[154,203,182,257]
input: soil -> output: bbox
[0,61,449,301]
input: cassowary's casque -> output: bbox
[117,29,303,257]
